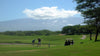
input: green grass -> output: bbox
[0,34,82,45]
[0,34,100,56]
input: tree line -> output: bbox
[62,25,90,35]
[62,24,100,41]
[62,25,100,35]
[0,30,61,36]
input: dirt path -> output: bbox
[81,35,86,39]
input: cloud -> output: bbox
[23,7,80,20]
[67,24,74,26]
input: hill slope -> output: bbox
[0,17,84,32]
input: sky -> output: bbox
[0,0,82,21]
[0,0,85,31]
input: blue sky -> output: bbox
[0,0,85,31]
[0,0,82,21]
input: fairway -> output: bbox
[0,35,82,45]
[0,34,100,56]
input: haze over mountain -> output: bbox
[0,0,84,32]
[0,17,84,32]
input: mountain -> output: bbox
[0,17,84,32]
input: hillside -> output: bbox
[0,17,84,32]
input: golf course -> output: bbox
[0,0,100,56]
[0,34,100,56]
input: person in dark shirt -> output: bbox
[37,38,41,47]
[32,39,35,46]
[67,40,70,45]
[64,40,68,46]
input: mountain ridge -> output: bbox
[0,17,84,32]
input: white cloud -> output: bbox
[67,24,74,26]
[23,7,80,20]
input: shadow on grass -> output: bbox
[96,40,100,42]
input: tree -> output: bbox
[84,20,96,40]
[62,25,88,35]
[74,0,100,41]
[62,26,75,35]
[79,25,88,34]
